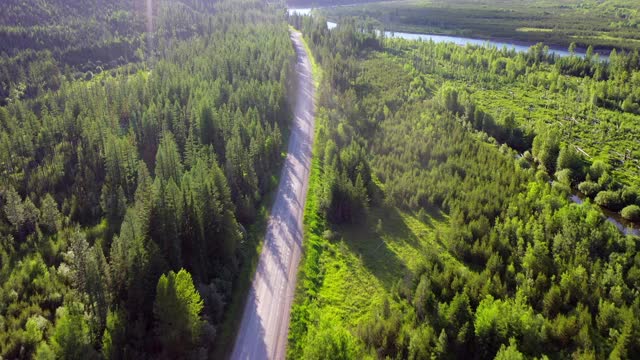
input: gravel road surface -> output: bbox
[230,29,315,360]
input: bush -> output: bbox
[578,181,600,197]
[621,188,638,205]
[594,190,624,211]
[552,181,571,195]
[535,170,550,183]
[621,205,640,222]
[517,157,532,169]
[555,169,573,185]
[556,145,584,179]
[589,160,609,181]
[303,321,360,360]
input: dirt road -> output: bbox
[230,30,315,360]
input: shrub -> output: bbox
[621,188,638,205]
[536,170,550,183]
[556,145,584,178]
[552,181,571,195]
[555,169,573,185]
[517,157,531,169]
[578,181,600,197]
[589,160,609,181]
[594,190,623,211]
[621,205,640,222]
[303,322,360,360]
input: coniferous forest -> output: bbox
[4,0,640,359]
[288,11,640,360]
[1,0,294,358]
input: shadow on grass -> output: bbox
[412,202,446,227]
[334,205,419,288]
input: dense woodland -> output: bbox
[0,0,147,105]
[289,12,640,359]
[288,0,386,7]
[321,0,640,53]
[0,0,295,358]
[4,0,640,358]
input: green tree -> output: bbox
[532,129,560,173]
[588,160,609,182]
[303,321,360,360]
[621,205,640,221]
[153,269,204,358]
[3,186,25,229]
[39,193,62,233]
[69,230,110,338]
[155,133,183,184]
[408,324,436,360]
[578,181,600,197]
[34,342,55,360]
[49,305,94,360]
[556,145,583,178]
[494,338,525,360]
[102,309,126,360]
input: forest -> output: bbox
[4,0,640,358]
[0,0,148,105]
[0,0,295,358]
[288,0,386,7]
[320,0,640,52]
[288,11,640,360]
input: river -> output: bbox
[569,194,640,236]
[288,8,608,60]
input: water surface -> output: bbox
[288,8,608,59]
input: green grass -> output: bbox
[288,199,474,357]
[516,27,553,33]
[289,25,323,90]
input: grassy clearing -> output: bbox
[573,34,640,44]
[288,197,474,357]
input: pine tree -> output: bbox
[153,269,204,358]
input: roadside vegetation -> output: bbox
[288,12,640,359]
[321,0,640,52]
[0,0,296,358]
